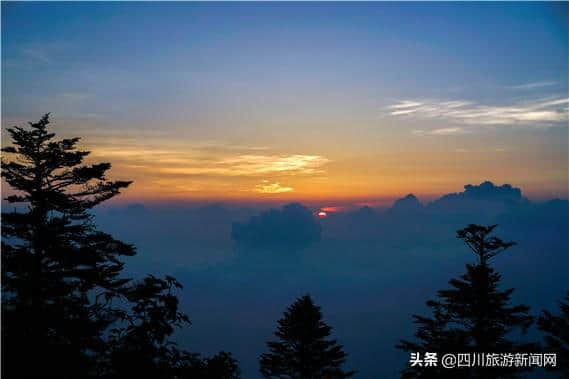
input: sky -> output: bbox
[2,2,568,204]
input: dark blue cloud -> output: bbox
[427,181,528,214]
[231,203,321,249]
[390,194,423,213]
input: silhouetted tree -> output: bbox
[2,114,134,378]
[181,351,242,379]
[1,114,241,378]
[260,294,354,379]
[103,275,191,378]
[538,292,569,377]
[397,224,535,379]
[102,274,241,378]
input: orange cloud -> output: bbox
[254,180,293,194]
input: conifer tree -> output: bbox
[259,294,355,379]
[538,292,569,377]
[102,274,241,378]
[103,275,191,378]
[1,114,242,378]
[1,114,134,378]
[397,224,535,379]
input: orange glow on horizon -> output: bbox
[321,206,350,213]
[85,140,566,203]
[2,130,567,205]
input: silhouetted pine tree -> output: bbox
[1,114,241,379]
[397,224,535,379]
[1,114,134,378]
[538,292,569,377]
[259,294,355,379]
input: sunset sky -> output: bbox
[2,2,568,204]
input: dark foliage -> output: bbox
[397,225,536,378]
[101,275,241,378]
[538,292,569,377]
[186,351,242,379]
[102,275,191,378]
[259,294,354,379]
[1,115,241,378]
[1,114,134,378]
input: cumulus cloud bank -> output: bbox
[231,203,321,249]
[422,181,529,215]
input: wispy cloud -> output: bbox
[254,180,293,194]
[92,142,329,178]
[505,81,557,90]
[386,97,568,126]
[160,154,329,176]
[194,143,270,152]
[412,127,468,135]
[220,154,329,175]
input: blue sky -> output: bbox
[2,2,568,201]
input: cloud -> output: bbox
[412,127,468,135]
[221,154,329,175]
[386,97,568,126]
[159,154,329,177]
[428,181,528,214]
[195,144,270,152]
[231,203,321,249]
[254,180,293,194]
[90,140,329,178]
[83,139,329,196]
[505,81,557,90]
[391,194,423,212]
[429,127,467,135]
[387,100,426,115]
